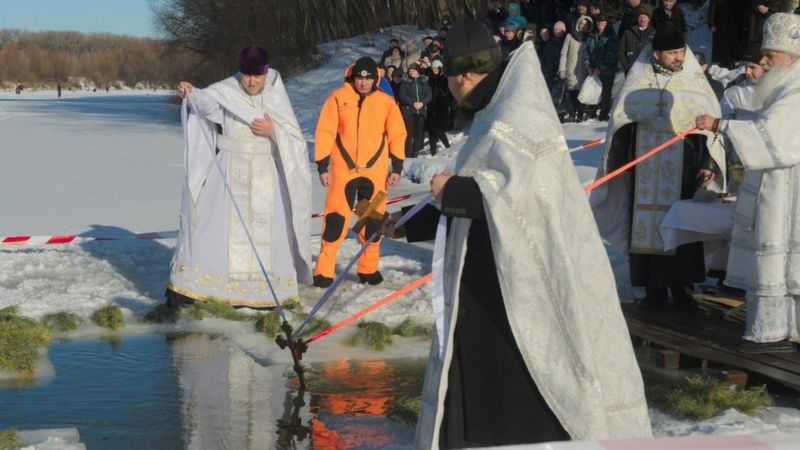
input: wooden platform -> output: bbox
[622,301,800,391]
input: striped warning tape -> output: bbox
[1,231,179,246]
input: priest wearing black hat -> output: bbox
[385,18,652,449]
[592,21,726,312]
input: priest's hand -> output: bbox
[250,114,274,137]
[386,173,401,188]
[319,172,330,187]
[382,211,406,239]
[430,171,453,201]
[695,114,719,132]
[177,81,193,99]
[697,169,715,188]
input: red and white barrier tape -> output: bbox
[1,231,178,247]
[2,194,420,247]
[568,138,605,153]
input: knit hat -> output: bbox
[652,21,685,51]
[442,18,503,76]
[351,57,378,79]
[239,45,270,75]
[761,13,800,57]
[595,14,609,23]
[742,43,764,63]
[503,20,518,32]
[553,21,567,34]
[637,4,653,19]
[431,59,444,69]
[407,63,421,75]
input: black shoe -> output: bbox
[672,285,699,311]
[313,275,333,288]
[357,271,383,286]
[738,339,796,354]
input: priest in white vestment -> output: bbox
[591,22,726,311]
[697,13,800,353]
[386,19,651,448]
[167,45,312,308]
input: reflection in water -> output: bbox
[0,333,425,449]
[298,359,425,449]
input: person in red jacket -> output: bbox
[312,57,407,287]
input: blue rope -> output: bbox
[295,192,434,336]
[184,98,288,324]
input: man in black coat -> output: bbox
[618,0,644,38]
[619,5,656,74]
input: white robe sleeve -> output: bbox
[722,88,800,170]
[187,88,224,124]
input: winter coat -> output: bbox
[584,27,620,81]
[653,6,687,33]
[617,4,638,38]
[398,76,432,118]
[500,36,523,58]
[619,25,655,74]
[541,34,565,80]
[426,73,451,130]
[559,25,591,90]
[749,0,780,43]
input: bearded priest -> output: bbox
[697,13,800,353]
[168,45,312,308]
[591,21,725,311]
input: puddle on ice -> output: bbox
[0,333,425,449]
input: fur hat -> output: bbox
[761,13,800,57]
[637,4,653,19]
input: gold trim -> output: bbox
[167,283,299,308]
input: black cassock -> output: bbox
[403,177,570,449]
[609,123,716,301]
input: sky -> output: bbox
[0,0,159,38]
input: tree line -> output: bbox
[0,29,199,89]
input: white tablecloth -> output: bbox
[659,199,736,271]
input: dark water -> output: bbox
[0,334,184,449]
[0,333,425,449]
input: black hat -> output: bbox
[595,13,609,22]
[407,63,421,74]
[442,19,503,76]
[351,57,378,80]
[742,43,764,64]
[239,45,270,75]
[652,21,685,51]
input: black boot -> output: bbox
[313,274,333,288]
[357,271,383,286]
[671,284,699,311]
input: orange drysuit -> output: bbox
[313,67,407,280]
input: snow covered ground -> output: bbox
[2,21,800,442]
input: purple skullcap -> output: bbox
[239,45,270,75]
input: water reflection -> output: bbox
[0,333,425,449]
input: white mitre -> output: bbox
[762,13,800,57]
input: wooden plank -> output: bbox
[622,308,800,391]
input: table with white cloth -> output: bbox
[658,198,736,272]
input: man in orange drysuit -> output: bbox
[313,56,407,288]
